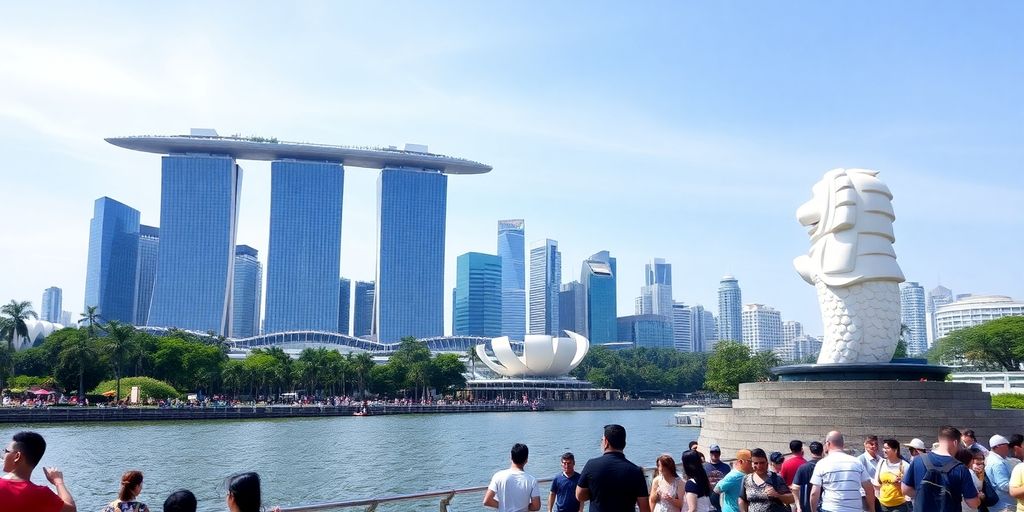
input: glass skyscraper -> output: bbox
[559,281,586,336]
[230,245,262,338]
[41,287,62,323]
[375,168,447,342]
[642,258,673,317]
[134,225,159,325]
[900,281,928,356]
[581,251,617,343]
[497,219,526,340]
[84,197,140,323]
[690,304,717,352]
[617,314,673,349]
[353,280,375,338]
[672,302,692,351]
[927,284,954,347]
[148,155,241,335]
[338,278,351,335]
[529,239,561,336]
[717,274,743,342]
[453,252,502,337]
[264,160,343,333]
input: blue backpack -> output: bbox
[912,455,963,512]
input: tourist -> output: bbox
[739,448,793,512]
[714,449,751,512]
[703,444,730,511]
[484,443,541,512]
[901,425,980,512]
[767,452,784,477]
[984,435,1016,512]
[163,489,197,512]
[964,429,990,456]
[0,431,77,512]
[791,441,823,512]
[1008,435,1024,466]
[680,451,713,512]
[902,439,927,462]
[968,448,1000,512]
[102,470,149,512]
[576,424,650,512]
[548,452,582,512]
[871,439,909,512]
[650,454,684,512]
[857,435,884,511]
[1007,454,1024,510]
[810,431,874,512]
[226,472,265,512]
[779,440,806,487]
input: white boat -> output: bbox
[673,404,705,427]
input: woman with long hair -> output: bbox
[681,451,713,512]
[650,454,684,512]
[226,472,262,512]
[102,470,150,512]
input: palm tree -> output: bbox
[78,306,104,338]
[104,321,137,402]
[0,300,37,391]
[58,330,99,402]
[351,352,375,398]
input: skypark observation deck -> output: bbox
[105,135,492,174]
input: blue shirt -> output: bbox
[901,452,978,509]
[985,451,1016,511]
[715,469,745,512]
[550,472,581,512]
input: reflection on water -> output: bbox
[2,409,698,511]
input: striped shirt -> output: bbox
[810,451,869,512]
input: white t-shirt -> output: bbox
[810,451,869,512]
[488,467,540,512]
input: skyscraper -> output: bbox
[453,252,502,337]
[690,305,717,352]
[641,258,673,316]
[782,320,804,347]
[672,302,692,352]
[338,278,351,335]
[717,275,743,342]
[230,245,262,338]
[133,225,159,325]
[559,281,586,336]
[375,168,447,342]
[742,304,782,353]
[84,196,140,323]
[264,161,343,333]
[581,251,617,343]
[617,314,673,349]
[899,281,927,355]
[927,285,954,347]
[497,219,526,340]
[41,287,62,323]
[353,281,375,338]
[148,155,241,334]
[529,239,561,336]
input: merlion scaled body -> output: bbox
[793,169,905,364]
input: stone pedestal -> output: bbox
[698,380,1024,456]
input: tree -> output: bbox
[78,305,104,338]
[704,340,778,395]
[103,321,138,402]
[351,353,375,398]
[55,329,104,400]
[934,317,1024,371]
[0,300,37,390]
[431,353,467,395]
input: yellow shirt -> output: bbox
[874,459,908,507]
[1011,462,1024,512]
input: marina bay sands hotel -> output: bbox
[106,131,492,342]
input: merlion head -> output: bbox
[793,168,904,288]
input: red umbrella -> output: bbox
[31,389,54,395]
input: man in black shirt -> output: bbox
[576,424,650,512]
[791,441,824,512]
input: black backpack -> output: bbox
[912,455,963,512]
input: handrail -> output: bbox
[278,468,659,511]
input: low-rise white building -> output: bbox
[935,295,1024,339]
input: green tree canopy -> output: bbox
[704,340,778,395]
[934,317,1024,371]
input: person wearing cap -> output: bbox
[963,429,990,456]
[985,435,1016,512]
[704,445,730,511]
[791,441,823,512]
[902,439,927,462]
[714,450,751,512]
[780,440,806,487]
[768,452,785,476]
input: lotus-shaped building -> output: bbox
[475,331,589,377]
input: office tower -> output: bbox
[782,320,803,347]
[353,281,375,338]
[617,314,673,349]
[453,252,502,337]
[581,251,617,343]
[641,258,673,317]
[264,161,343,333]
[717,274,743,342]
[338,278,351,335]
[672,302,692,352]
[230,245,262,338]
[529,239,561,336]
[634,297,644,315]
[934,295,1024,339]
[497,219,526,340]
[375,168,447,342]
[559,281,586,336]
[41,287,62,323]
[134,225,159,325]
[742,304,782,353]
[789,334,823,361]
[84,197,140,323]
[690,305,717,352]
[148,155,241,334]
[60,311,72,327]
[927,285,954,347]
[899,281,928,356]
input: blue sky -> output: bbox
[1,1,1021,336]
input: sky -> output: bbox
[1,1,1022,337]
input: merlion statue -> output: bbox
[793,169,905,364]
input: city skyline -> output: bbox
[2,3,1022,337]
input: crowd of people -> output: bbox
[483,425,1024,512]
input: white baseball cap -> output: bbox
[990,435,1010,448]
[903,438,927,451]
